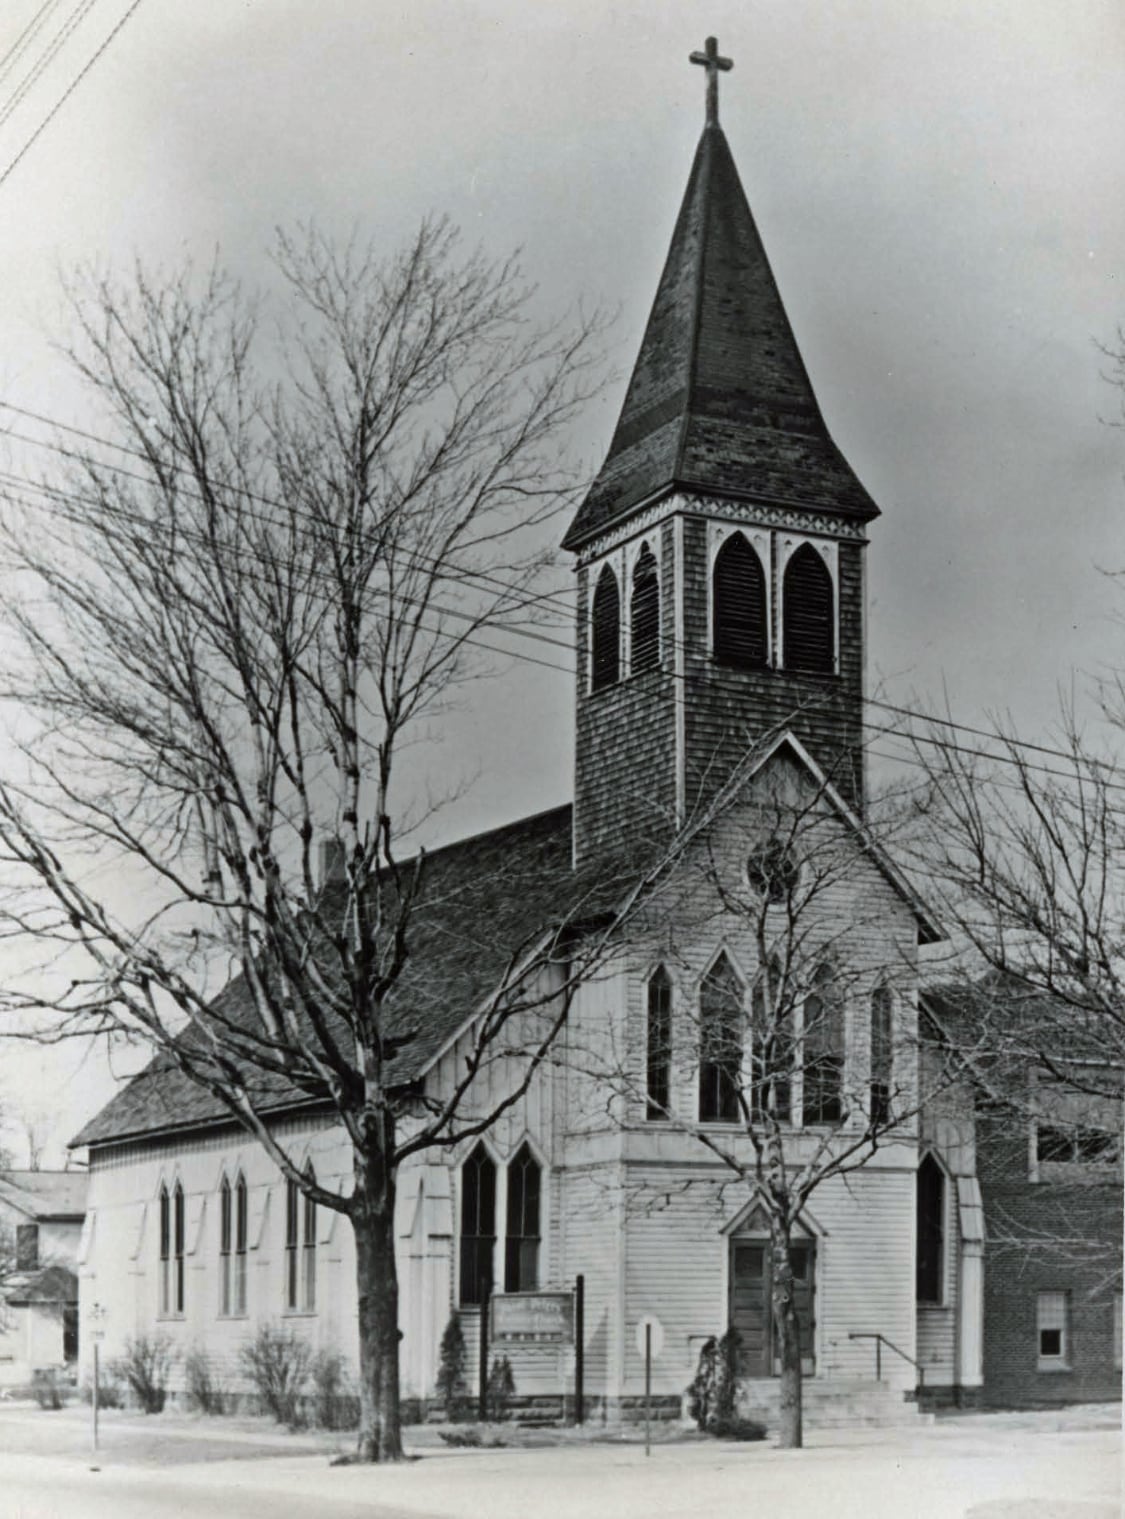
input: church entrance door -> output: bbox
[729,1238,816,1377]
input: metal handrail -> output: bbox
[847,1331,926,1388]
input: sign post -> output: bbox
[635,1315,664,1457]
[89,1302,107,1457]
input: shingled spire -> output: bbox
[563,83,878,552]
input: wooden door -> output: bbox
[729,1238,816,1378]
[730,1242,771,1376]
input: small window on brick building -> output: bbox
[630,545,660,674]
[783,544,834,674]
[915,1153,944,1304]
[712,532,768,669]
[591,565,621,691]
[1037,1291,1069,1369]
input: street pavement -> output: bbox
[0,1404,1118,1519]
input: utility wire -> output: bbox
[0,0,98,133]
[0,402,1118,790]
[0,0,64,88]
[0,0,146,191]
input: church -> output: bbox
[70,42,1118,1428]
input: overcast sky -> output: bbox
[0,0,1122,1156]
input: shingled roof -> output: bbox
[0,1170,86,1221]
[562,123,879,552]
[72,804,581,1150]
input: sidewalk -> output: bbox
[0,1403,1117,1519]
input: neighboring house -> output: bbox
[65,58,1112,1429]
[0,1170,87,1385]
[975,1078,1122,1407]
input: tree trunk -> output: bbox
[351,1144,404,1462]
[770,1219,803,1449]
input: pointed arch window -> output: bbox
[699,954,743,1123]
[459,1143,496,1305]
[159,1181,184,1316]
[803,964,845,1124]
[630,545,660,674]
[646,966,672,1120]
[591,565,621,691]
[504,1144,541,1292]
[221,1173,249,1316]
[870,986,894,1128]
[286,1166,317,1312]
[783,544,834,674]
[916,1153,945,1303]
[712,533,768,669]
[751,959,793,1123]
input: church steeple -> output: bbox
[568,44,877,866]
[563,96,877,552]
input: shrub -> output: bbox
[435,1314,467,1421]
[686,1328,740,1434]
[114,1335,174,1415]
[184,1345,226,1415]
[81,1374,125,1409]
[311,1347,355,1430]
[238,1322,311,1428]
[486,1355,516,1421]
[31,1368,67,1410]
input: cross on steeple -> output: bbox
[690,36,733,127]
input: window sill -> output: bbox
[1036,1361,1072,1374]
[156,1314,185,1322]
[219,1312,249,1321]
[282,1309,318,1319]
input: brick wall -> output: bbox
[977,1108,1122,1406]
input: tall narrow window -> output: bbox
[646,966,672,1120]
[751,960,792,1123]
[870,985,894,1128]
[160,1181,185,1315]
[591,565,621,691]
[1037,1291,1068,1368]
[235,1174,248,1315]
[302,1169,317,1312]
[286,1169,317,1311]
[15,1224,38,1272]
[159,1185,171,1315]
[916,1153,945,1304]
[630,545,660,673]
[712,533,768,669]
[220,1176,232,1316]
[459,1144,496,1305]
[504,1145,541,1292]
[803,964,845,1124]
[699,954,743,1123]
[783,544,834,674]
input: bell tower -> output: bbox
[564,39,881,867]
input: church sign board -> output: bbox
[491,1290,574,1343]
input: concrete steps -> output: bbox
[734,1377,934,1432]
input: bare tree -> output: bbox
[583,744,944,1448]
[0,221,614,1461]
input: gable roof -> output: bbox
[706,729,942,943]
[563,123,879,552]
[0,1170,87,1221]
[72,805,582,1150]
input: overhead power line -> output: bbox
[0,0,64,88]
[0,0,98,135]
[0,398,1117,793]
[0,0,147,192]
